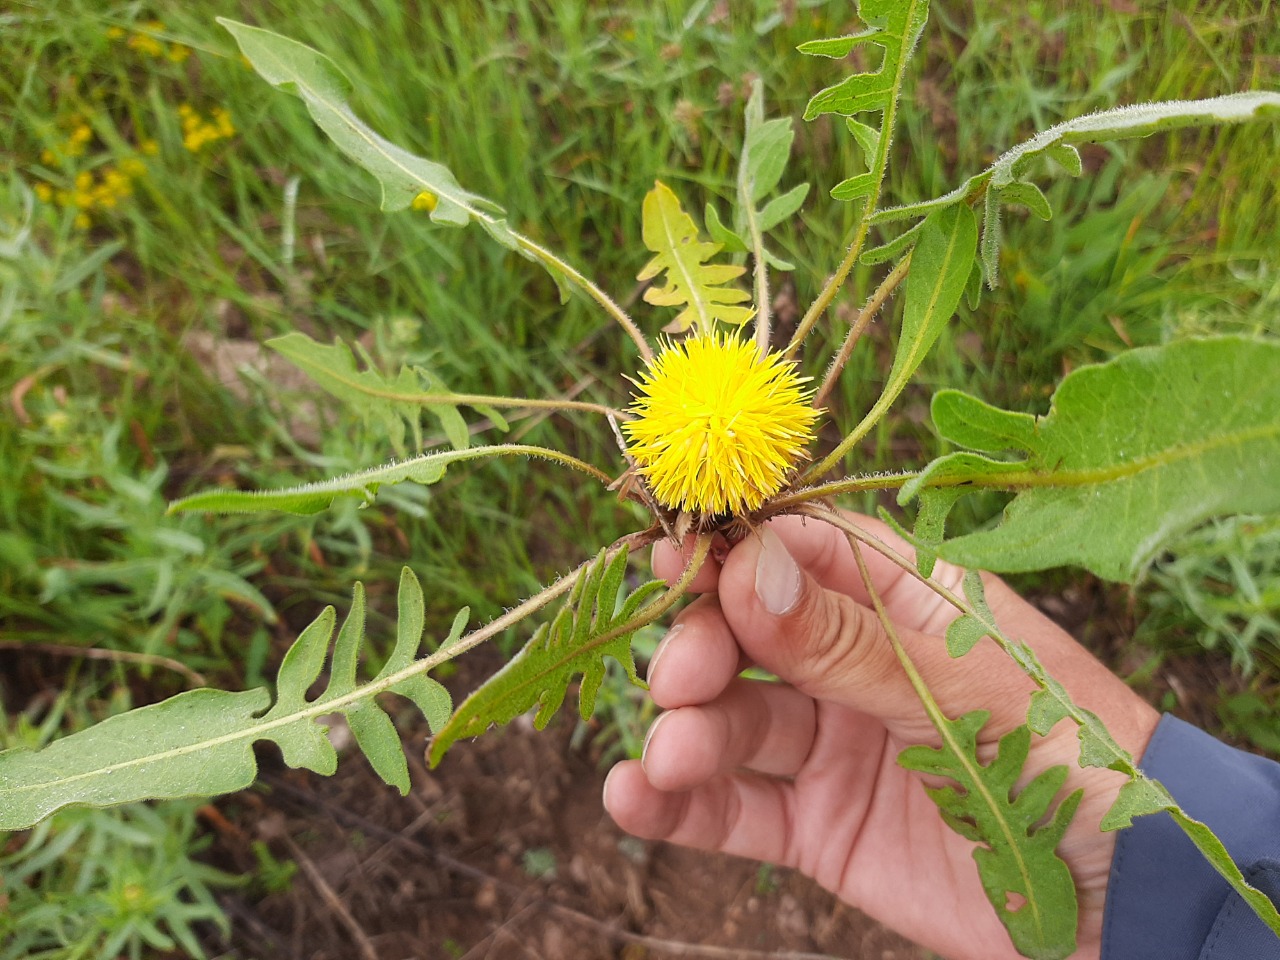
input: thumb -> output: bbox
[720,526,1031,739]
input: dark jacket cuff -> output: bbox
[1101,714,1280,959]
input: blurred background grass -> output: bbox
[2,1,1278,955]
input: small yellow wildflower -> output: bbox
[124,20,169,57]
[411,191,439,212]
[41,157,146,227]
[623,331,820,516]
[179,104,236,152]
[106,26,126,40]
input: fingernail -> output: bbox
[641,711,671,771]
[756,527,801,615]
[647,624,683,683]
[602,763,621,807]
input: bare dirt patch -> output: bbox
[200,657,925,960]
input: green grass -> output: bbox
[2,0,1278,954]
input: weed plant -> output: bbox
[1,1,1278,957]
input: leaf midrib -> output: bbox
[943,421,1280,491]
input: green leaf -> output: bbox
[1000,182,1052,220]
[861,218,925,265]
[801,0,929,217]
[944,571,992,656]
[270,332,500,454]
[845,204,978,444]
[830,173,877,202]
[929,389,1039,453]
[741,91,794,204]
[871,90,1280,284]
[912,337,1280,581]
[219,19,517,250]
[944,579,1280,939]
[796,28,883,59]
[0,571,456,829]
[757,183,810,232]
[801,0,930,121]
[167,444,606,517]
[704,202,747,251]
[899,713,1081,959]
[638,181,754,333]
[844,117,882,162]
[912,487,966,578]
[733,81,810,275]
[429,548,664,765]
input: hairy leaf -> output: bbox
[951,586,1280,937]
[899,713,1081,959]
[869,91,1280,281]
[706,81,811,273]
[801,0,929,201]
[638,181,754,333]
[0,570,457,829]
[168,444,606,516]
[270,332,509,454]
[800,0,929,121]
[429,548,664,765]
[220,20,517,249]
[840,204,977,447]
[904,337,1280,581]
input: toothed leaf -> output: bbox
[0,571,458,828]
[908,338,1280,582]
[429,548,664,765]
[638,181,754,333]
[899,712,1081,959]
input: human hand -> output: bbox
[603,512,1159,960]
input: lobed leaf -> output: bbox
[899,712,1081,959]
[638,181,755,333]
[270,332,509,454]
[167,444,607,517]
[869,91,1280,282]
[0,571,457,829]
[801,0,930,122]
[904,337,1280,582]
[800,0,930,203]
[950,588,1280,937]
[706,81,811,274]
[429,548,664,765]
[220,20,516,249]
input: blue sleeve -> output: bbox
[1102,714,1280,959]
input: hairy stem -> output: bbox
[593,531,713,648]
[742,177,772,359]
[515,234,654,364]
[766,471,918,512]
[805,504,1280,936]
[813,254,912,410]
[784,41,909,358]
[846,533,1046,938]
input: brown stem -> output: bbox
[812,253,912,410]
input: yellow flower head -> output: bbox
[623,331,819,516]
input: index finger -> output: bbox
[652,534,725,593]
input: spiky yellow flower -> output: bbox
[623,331,819,516]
